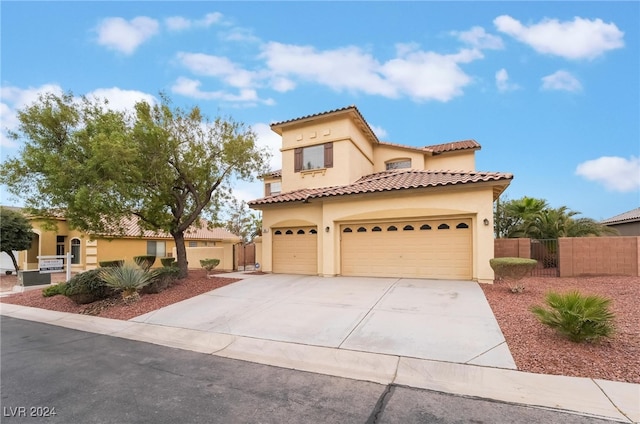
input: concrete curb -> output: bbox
[1,303,638,423]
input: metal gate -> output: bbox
[530,239,559,277]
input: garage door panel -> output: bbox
[273,227,317,274]
[341,219,471,279]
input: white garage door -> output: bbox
[341,219,472,279]
[272,226,318,274]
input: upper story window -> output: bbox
[385,159,411,170]
[295,143,333,172]
[265,181,281,196]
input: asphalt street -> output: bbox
[0,316,618,424]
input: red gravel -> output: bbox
[482,275,640,384]
[2,271,638,383]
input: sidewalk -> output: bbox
[1,302,638,423]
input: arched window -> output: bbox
[420,224,432,230]
[403,225,414,231]
[438,223,450,230]
[357,227,367,232]
[309,229,317,234]
[387,225,398,231]
[385,159,411,170]
[285,230,294,235]
[456,223,469,229]
[372,226,382,232]
[343,227,353,233]
[274,230,282,235]
[297,229,305,234]
[70,238,81,265]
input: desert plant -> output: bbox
[99,264,155,302]
[134,255,156,271]
[142,266,181,294]
[530,290,615,343]
[160,257,177,267]
[200,258,220,278]
[42,283,67,297]
[63,269,114,304]
[98,260,124,268]
[489,257,537,293]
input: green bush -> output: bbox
[489,257,537,293]
[42,283,67,297]
[134,255,156,270]
[200,258,220,277]
[99,264,155,301]
[160,257,176,267]
[142,266,180,294]
[530,291,615,343]
[63,269,114,304]
[98,260,124,268]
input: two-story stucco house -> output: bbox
[248,106,513,283]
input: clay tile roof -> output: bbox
[248,169,513,206]
[115,216,238,240]
[425,139,481,153]
[601,207,640,224]
[262,170,282,179]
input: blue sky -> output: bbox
[1,1,638,221]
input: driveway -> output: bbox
[132,274,516,369]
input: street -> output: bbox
[0,316,617,424]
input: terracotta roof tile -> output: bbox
[425,140,481,153]
[601,207,640,224]
[113,216,238,240]
[248,169,512,206]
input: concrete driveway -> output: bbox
[132,274,516,369]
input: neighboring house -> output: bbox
[248,106,513,283]
[10,209,241,272]
[601,207,640,236]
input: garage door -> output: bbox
[341,219,472,279]
[272,226,318,274]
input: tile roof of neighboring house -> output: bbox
[263,170,282,179]
[248,169,513,206]
[600,207,640,225]
[107,216,239,240]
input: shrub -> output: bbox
[63,269,114,304]
[200,258,220,277]
[489,257,537,293]
[142,266,180,294]
[42,283,67,297]
[530,290,615,343]
[98,260,124,268]
[134,255,156,271]
[160,257,176,267]
[99,264,155,302]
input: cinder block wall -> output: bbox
[494,238,530,258]
[559,237,639,277]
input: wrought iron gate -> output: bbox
[530,239,559,277]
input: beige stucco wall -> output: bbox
[373,145,425,172]
[424,151,475,171]
[258,185,497,283]
[172,246,235,271]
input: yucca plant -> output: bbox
[530,290,615,343]
[99,264,156,302]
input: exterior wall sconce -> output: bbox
[325,226,330,233]
[483,218,490,226]
[262,228,269,233]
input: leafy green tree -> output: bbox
[0,92,270,278]
[224,198,261,244]
[0,207,34,272]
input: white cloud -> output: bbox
[165,12,224,32]
[86,87,156,111]
[495,68,519,92]
[494,15,624,60]
[369,124,388,140]
[198,12,223,27]
[96,16,159,55]
[176,52,259,89]
[541,70,582,92]
[165,16,191,31]
[171,77,273,106]
[260,42,481,102]
[576,156,640,192]
[453,26,504,50]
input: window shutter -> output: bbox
[265,183,271,196]
[324,143,333,168]
[294,148,302,172]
